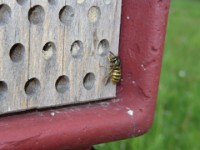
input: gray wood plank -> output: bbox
[0,0,29,113]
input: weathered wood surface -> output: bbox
[0,0,122,114]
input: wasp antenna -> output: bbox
[109,51,115,56]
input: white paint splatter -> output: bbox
[51,112,55,116]
[132,81,136,84]
[127,16,130,20]
[127,110,134,116]
[141,64,146,71]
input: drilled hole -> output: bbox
[42,42,56,60]
[28,5,45,25]
[83,73,95,90]
[0,81,8,101]
[25,78,40,96]
[10,43,25,62]
[77,0,85,4]
[88,6,101,23]
[59,5,74,25]
[48,0,57,5]
[98,39,109,56]
[0,4,11,26]
[56,75,70,93]
[16,0,28,5]
[71,41,84,58]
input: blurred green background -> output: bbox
[95,0,200,149]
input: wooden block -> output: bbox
[0,0,122,114]
[0,0,29,113]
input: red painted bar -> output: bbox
[0,0,170,150]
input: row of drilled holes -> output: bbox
[0,1,109,26]
[10,39,109,62]
[0,72,95,100]
[17,0,112,6]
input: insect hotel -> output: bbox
[0,0,170,150]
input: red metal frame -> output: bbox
[0,0,170,150]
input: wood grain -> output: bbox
[0,0,29,113]
[0,0,122,114]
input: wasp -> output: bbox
[101,51,121,85]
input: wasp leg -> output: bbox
[99,63,110,69]
[108,54,112,62]
[99,65,109,69]
[104,75,111,85]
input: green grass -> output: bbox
[95,0,200,149]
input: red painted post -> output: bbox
[0,0,170,149]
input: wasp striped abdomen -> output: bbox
[111,66,121,84]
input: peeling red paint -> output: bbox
[0,0,170,149]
